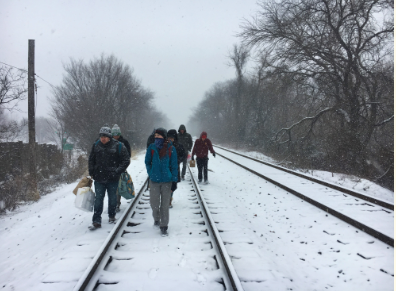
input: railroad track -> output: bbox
[214,145,393,210]
[73,169,244,291]
[213,145,394,247]
[72,151,393,290]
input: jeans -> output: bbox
[196,157,208,181]
[93,181,118,224]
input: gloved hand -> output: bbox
[213,152,216,158]
[171,182,177,192]
[191,156,194,161]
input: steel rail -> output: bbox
[214,145,393,211]
[216,153,394,248]
[73,177,149,291]
[188,166,245,291]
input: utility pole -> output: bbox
[28,39,39,201]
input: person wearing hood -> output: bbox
[191,131,215,184]
[147,128,156,148]
[112,124,131,212]
[88,125,131,229]
[145,128,178,236]
[177,124,192,180]
[167,129,186,208]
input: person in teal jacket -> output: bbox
[145,128,178,236]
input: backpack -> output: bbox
[151,145,173,159]
[117,172,135,199]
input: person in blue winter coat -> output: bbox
[145,127,178,236]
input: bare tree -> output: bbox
[227,44,250,143]
[240,0,394,174]
[0,65,28,111]
[0,108,27,142]
[44,115,70,153]
[51,54,165,152]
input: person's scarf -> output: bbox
[155,138,169,158]
[154,138,164,149]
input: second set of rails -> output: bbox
[214,145,394,247]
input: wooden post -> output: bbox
[28,39,39,201]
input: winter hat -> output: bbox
[99,125,112,138]
[155,127,167,139]
[167,129,178,140]
[178,124,186,133]
[112,124,121,136]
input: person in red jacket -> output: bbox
[191,131,215,184]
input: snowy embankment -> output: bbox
[0,152,147,291]
[214,145,394,203]
[214,146,394,239]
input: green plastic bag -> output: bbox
[117,172,135,199]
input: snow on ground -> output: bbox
[0,148,393,291]
[214,147,394,239]
[195,154,394,290]
[0,153,147,291]
[214,145,394,203]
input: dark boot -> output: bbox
[160,226,168,236]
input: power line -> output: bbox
[0,60,57,89]
[35,74,57,89]
[0,61,27,72]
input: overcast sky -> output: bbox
[1,0,259,128]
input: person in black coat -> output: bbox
[88,125,130,229]
[167,129,186,207]
[112,124,132,212]
[177,124,192,180]
[147,128,156,148]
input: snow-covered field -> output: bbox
[0,148,393,290]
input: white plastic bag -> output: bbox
[75,187,95,212]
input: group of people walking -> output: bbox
[88,123,215,237]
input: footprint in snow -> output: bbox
[196,273,206,285]
[149,268,159,279]
[178,256,187,267]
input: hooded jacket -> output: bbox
[145,142,178,183]
[191,131,215,159]
[146,128,156,148]
[168,129,186,164]
[177,124,193,152]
